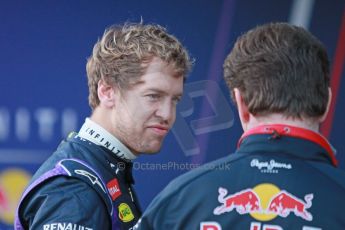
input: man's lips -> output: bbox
[148,125,169,135]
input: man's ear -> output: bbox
[234,88,250,131]
[97,79,116,108]
[319,87,332,123]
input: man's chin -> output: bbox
[139,143,163,155]
[129,144,162,155]
[142,146,162,154]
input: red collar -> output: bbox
[238,124,338,166]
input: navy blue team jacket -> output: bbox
[136,124,345,230]
[15,133,141,230]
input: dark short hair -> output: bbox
[223,22,330,119]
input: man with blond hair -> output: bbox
[15,22,192,230]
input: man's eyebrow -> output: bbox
[145,88,168,94]
[145,88,182,97]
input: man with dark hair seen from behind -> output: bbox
[135,22,345,229]
[15,22,192,230]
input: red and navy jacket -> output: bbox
[15,133,141,230]
[135,124,345,230]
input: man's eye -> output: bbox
[147,94,161,100]
[173,97,181,104]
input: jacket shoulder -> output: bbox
[148,153,245,207]
[308,161,345,191]
[19,176,111,229]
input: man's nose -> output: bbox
[155,100,174,123]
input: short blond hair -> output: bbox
[86,22,193,110]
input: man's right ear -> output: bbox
[234,88,250,131]
[97,79,116,108]
[319,87,332,123]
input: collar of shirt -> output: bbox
[237,124,337,167]
[78,118,137,161]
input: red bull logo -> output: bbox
[213,183,313,222]
[214,188,261,215]
[267,190,313,221]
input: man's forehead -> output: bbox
[127,75,183,95]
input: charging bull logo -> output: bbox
[213,183,313,222]
[214,188,261,215]
[267,191,313,221]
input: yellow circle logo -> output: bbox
[0,168,31,225]
[250,183,280,221]
[118,203,134,222]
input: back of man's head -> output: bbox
[223,22,330,120]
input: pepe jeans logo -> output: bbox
[250,159,292,173]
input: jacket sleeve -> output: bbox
[19,176,111,230]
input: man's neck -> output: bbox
[78,118,137,161]
[246,113,320,132]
